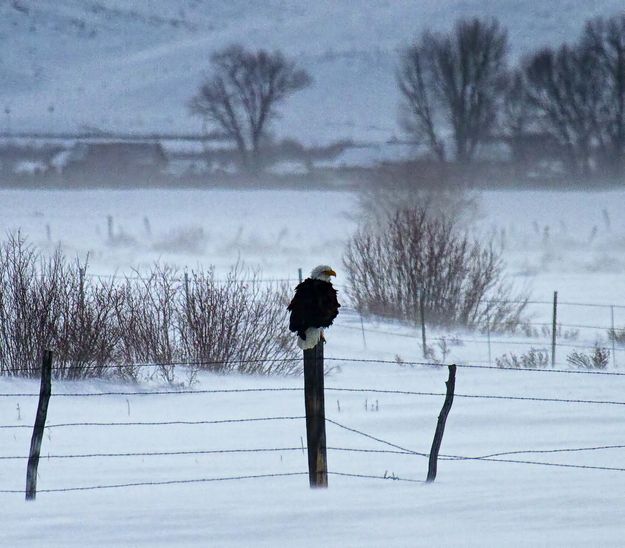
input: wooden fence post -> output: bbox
[551,291,558,368]
[419,288,427,359]
[303,342,328,488]
[184,271,190,309]
[611,305,617,368]
[25,350,53,501]
[426,364,456,483]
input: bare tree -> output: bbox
[189,45,312,172]
[397,44,446,161]
[521,44,604,178]
[398,18,508,163]
[582,15,625,177]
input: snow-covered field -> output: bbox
[2,187,625,546]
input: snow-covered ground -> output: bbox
[1,187,625,546]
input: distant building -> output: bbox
[60,141,167,184]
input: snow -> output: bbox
[2,1,624,144]
[1,187,625,546]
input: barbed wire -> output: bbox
[0,356,301,375]
[2,379,625,406]
[326,418,625,473]
[0,415,305,430]
[334,320,624,349]
[326,417,428,456]
[0,387,302,398]
[325,387,625,406]
[472,444,625,459]
[6,354,625,378]
[0,472,309,494]
[324,356,625,376]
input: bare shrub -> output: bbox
[608,327,625,345]
[53,260,126,380]
[496,348,550,369]
[567,345,609,370]
[0,233,63,377]
[515,322,579,340]
[152,226,207,254]
[116,265,184,383]
[343,207,528,330]
[0,233,298,380]
[178,265,299,375]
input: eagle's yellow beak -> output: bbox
[325,269,337,277]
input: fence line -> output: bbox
[1,385,624,407]
[6,442,622,462]
[0,472,311,494]
[329,417,625,474]
[3,379,625,495]
[334,321,625,351]
[5,353,625,378]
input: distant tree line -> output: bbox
[398,14,625,181]
[189,14,625,182]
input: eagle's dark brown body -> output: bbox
[287,278,340,341]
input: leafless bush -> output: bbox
[567,345,610,370]
[152,226,207,254]
[496,348,550,369]
[515,321,579,341]
[343,207,528,330]
[53,260,125,380]
[0,233,63,377]
[0,233,298,380]
[178,265,299,375]
[608,327,625,345]
[116,265,182,382]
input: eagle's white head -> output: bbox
[310,265,337,282]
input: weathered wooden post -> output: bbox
[303,342,328,488]
[426,364,456,483]
[419,288,427,359]
[184,271,190,310]
[486,314,492,367]
[551,291,558,368]
[611,305,617,368]
[26,350,53,501]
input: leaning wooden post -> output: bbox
[426,364,456,483]
[26,350,53,501]
[303,342,328,488]
[551,291,558,368]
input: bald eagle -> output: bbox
[288,265,341,350]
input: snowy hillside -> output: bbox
[2,0,624,144]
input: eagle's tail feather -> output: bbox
[297,328,323,350]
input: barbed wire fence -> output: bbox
[3,351,625,498]
[3,269,625,497]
